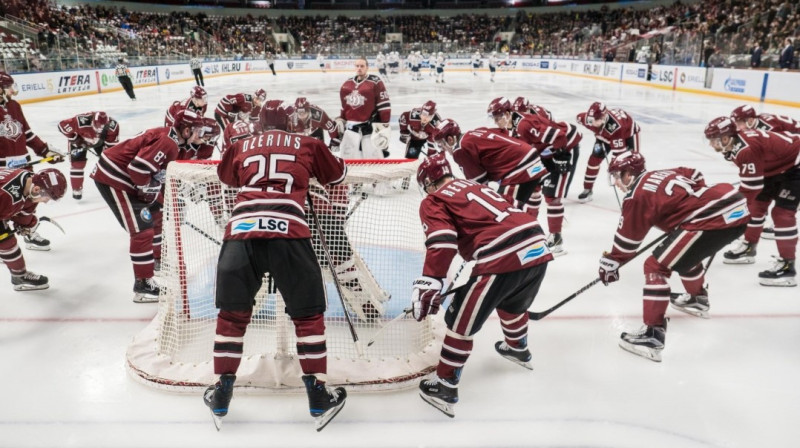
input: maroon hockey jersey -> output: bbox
[286,103,341,147]
[0,99,48,167]
[0,168,38,228]
[256,99,292,133]
[217,130,346,240]
[752,114,800,136]
[452,127,547,186]
[399,108,440,147]
[165,99,207,127]
[58,112,120,151]
[419,178,552,277]
[729,129,800,202]
[215,93,260,126]
[578,108,640,156]
[91,127,182,194]
[607,167,750,264]
[515,113,582,152]
[339,74,390,123]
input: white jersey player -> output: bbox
[376,51,388,80]
[435,52,446,84]
[489,51,499,82]
[471,51,481,76]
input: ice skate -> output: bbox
[203,374,235,431]
[72,188,83,200]
[494,341,533,370]
[619,319,667,362]
[670,289,710,319]
[133,277,159,303]
[11,271,49,291]
[577,189,593,203]
[761,226,775,240]
[302,375,347,432]
[758,257,796,287]
[419,375,458,418]
[723,240,756,264]
[545,233,566,257]
[24,232,50,251]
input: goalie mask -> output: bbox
[607,152,646,193]
[417,152,452,193]
[31,168,67,201]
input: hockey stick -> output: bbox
[366,259,470,347]
[306,192,364,356]
[186,222,222,246]
[527,231,670,321]
[38,217,65,234]
[7,156,58,169]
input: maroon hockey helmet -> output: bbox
[433,118,461,142]
[225,121,255,149]
[487,97,512,117]
[704,116,737,140]
[172,109,203,132]
[91,111,109,134]
[607,152,646,177]
[730,105,757,122]
[254,88,267,102]
[190,85,208,101]
[421,100,437,117]
[0,71,18,96]
[31,168,67,200]
[200,117,220,140]
[417,152,453,192]
[512,97,532,114]
[294,97,310,113]
[585,102,607,126]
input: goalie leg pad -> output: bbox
[339,129,363,159]
[334,256,390,322]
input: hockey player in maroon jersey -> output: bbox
[339,57,391,159]
[433,118,548,217]
[164,86,208,127]
[705,116,799,286]
[492,97,582,256]
[57,111,120,200]
[730,105,800,136]
[511,96,553,121]
[398,100,441,159]
[256,98,292,134]
[91,110,206,303]
[214,89,265,130]
[1,71,65,250]
[204,128,347,432]
[286,97,342,149]
[412,153,552,417]
[1,168,66,291]
[575,102,641,203]
[598,152,749,361]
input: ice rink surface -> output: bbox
[2,66,799,448]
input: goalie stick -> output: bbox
[527,231,670,321]
[306,192,364,356]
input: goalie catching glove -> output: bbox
[371,123,391,154]
[411,276,443,321]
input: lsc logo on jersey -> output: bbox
[516,242,547,264]
[527,162,544,177]
[232,217,289,235]
[723,204,748,224]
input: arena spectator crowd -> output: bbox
[0,0,797,72]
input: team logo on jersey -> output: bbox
[231,217,289,234]
[723,204,748,224]
[1,173,24,203]
[516,242,547,264]
[345,90,367,108]
[0,115,23,141]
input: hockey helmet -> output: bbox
[225,121,255,149]
[91,112,109,134]
[190,85,208,101]
[487,97,512,118]
[512,97,531,114]
[200,117,221,141]
[704,116,737,140]
[433,118,461,151]
[172,109,204,133]
[417,152,453,193]
[730,104,757,122]
[585,102,607,127]
[294,97,310,114]
[420,100,437,124]
[608,152,646,177]
[0,71,19,97]
[31,168,67,200]
[254,88,267,102]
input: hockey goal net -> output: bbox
[126,159,443,392]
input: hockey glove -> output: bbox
[69,145,89,161]
[44,145,65,164]
[553,150,571,173]
[399,134,410,144]
[136,179,162,205]
[334,117,346,136]
[371,123,391,151]
[591,141,607,158]
[598,254,620,285]
[411,276,443,322]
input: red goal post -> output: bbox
[126,158,444,392]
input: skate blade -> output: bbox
[419,392,455,418]
[758,278,797,287]
[13,283,49,291]
[550,248,567,258]
[618,341,662,362]
[209,410,223,431]
[669,303,710,319]
[133,293,159,303]
[722,257,754,265]
[314,400,346,432]
[760,234,775,240]
[25,244,51,251]
[499,354,533,370]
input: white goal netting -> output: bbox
[126,159,444,393]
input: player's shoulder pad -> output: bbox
[108,119,119,130]
[309,108,323,121]
[77,115,92,127]
[366,74,383,83]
